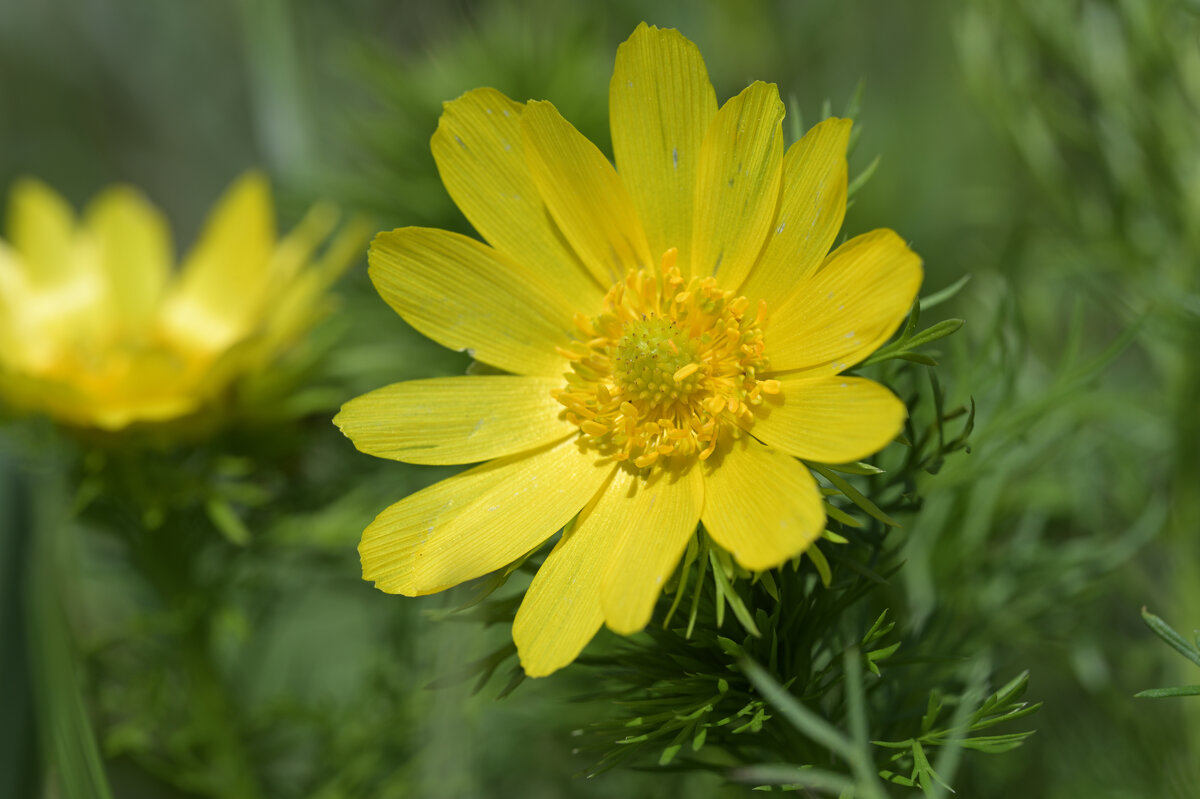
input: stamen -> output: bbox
[553,251,774,467]
[573,312,597,337]
[580,420,609,436]
[660,247,678,272]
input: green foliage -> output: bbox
[735,653,890,797]
[0,451,37,799]
[733,656,1037,796]
[1135,609,1200,699]
[874,670,1039,780]
[939,1,1200,794]
[4,0,1199,797]
[23,462,115,799]
[862,300,965,369]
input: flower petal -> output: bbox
[522,100,654,286]
[334,376,576,465]
[750,376,906,463]
[0,245,27,353]
[599,462,703,635]
[701,434,824,571]
[359,436,613,596]
[738,117,851,305]
[256,205,367,356]
[158,172,276,355]
[610,23,717,274]
[512,472,619,678]
[84,186,172,331]
[691,81,785,287]
[432,88,604,306]
[0,239,105,369]
[369,227,577,377]
[767,229,922,375]
[5,178,78,285]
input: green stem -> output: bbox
[183,633,263,799]
[25,448,115,799]
[1166,322,1200,755]
[129,520,264,799]
[1,450,42,798]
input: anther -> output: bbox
[673,363,700,383]
[660,247,678,273]
[634,451,659,469]
[580,420,609,436]
[574,312,598,337]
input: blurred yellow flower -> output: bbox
[337,23,922,676]
[0,172,361,430]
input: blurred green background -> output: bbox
[1,0,1197,797]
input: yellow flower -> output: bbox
[0,172,362,431]
[336,24,922,677]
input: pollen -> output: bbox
[552,248,773,466]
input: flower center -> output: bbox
[553,249,780,469]
[613,316,701,403]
